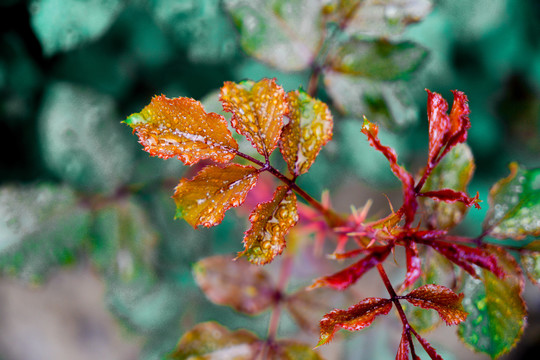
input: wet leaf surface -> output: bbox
[404,284,467,325]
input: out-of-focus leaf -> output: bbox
[91,198,157,283]
[317,297,392,346]
[0,184,90,281]
[168,322,260,360]
[149,0,238,63]
[279,89,333,176]
[38,82,134,194]
[310,245,391,290]
[458,245,527,359]
[401,241,421,291]
[224,0,325,71]
[173,164,259,228]
[239,186,298,265]
[521,251,540,289]
[267,341,324,359]
[193,255,276,314]
[327,39,427,81]
[29,0,123,55]
[326,0,433,37]
[421,143,476,229]
[484,163,540,239]
[125,95,238,165]
[324,71,418,129]
[404,284,467,325]
[221,79,288,158]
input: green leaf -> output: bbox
[458,245,526,359]
[521,251,540,289]
[323,71,418,129]
[326,0,433,38]
[224,0,325,71]
[421,143,476,229]
[91,198,158,283]
[168,322,260,360]
[38,82,135,194]
[29,0,123,55]
[484,163,540,239]
[0,184,91,282]
[193,255,276,314]
[327,39,428,81]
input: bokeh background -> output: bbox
[1,0,539,359]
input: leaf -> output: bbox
[327,39,427,81]
[420,143,476,229]
[193,255,276,314]
[483,163,540,239]
[425,90,471,168]
[39,82,134,194]
[424,240,504,279]
[310,245,391,290]
[223,0,325,71]
[458,245,527,359]
[396,330,411,360]
[239,186,298,265]
[404,284,467,325]
[220,79,288,158]
[30,0,124,55]
[91,198,158,283]
[268,341,324,360]
[279,89,333,176]
[323,72,418,129]
[0,184,91,282]
[326,0,433,38]
[168,322,260,360]
[521,251,540,288]
[412,332,443,360]
[173,164,260,228]
[401,241,421,291]
[361,118,416,224]
[125,95,238,165]
[317,297,392,346]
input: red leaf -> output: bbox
[412,332,443,360]
[396,330,410,360]
[220,78,288,158]
[309,245,391,290]
[173,164,259,228]
[419,189,481,209]
[404,284,468,325]
[425,90,470,168]
[361,118,416,224]
[401,241,421,291]
[125,95,238,165]
[317,297,392,346]
[422,240,505,279]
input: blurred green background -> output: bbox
[0,0,539,359]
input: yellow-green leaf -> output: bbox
[421,143,475,229]
[279,90,333,176]
[484,163,540,239]
[125,95,238,165]
[221,79,288,158]
[458,245,527,359]
[239,186,298,265]
[173,164,259,228]
[521,251,540,289]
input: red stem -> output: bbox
[376,263,418,359]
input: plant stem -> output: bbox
[266,255,293,346]
[307,66,321,97]
[376,263,418,358]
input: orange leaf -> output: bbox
[279,89,333,176]
[238,186,298,265]
[220,78,288,158]
[125,95,238,165]
[317,297,392,346]
[404,284,467,325]
[173,164,259,228]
